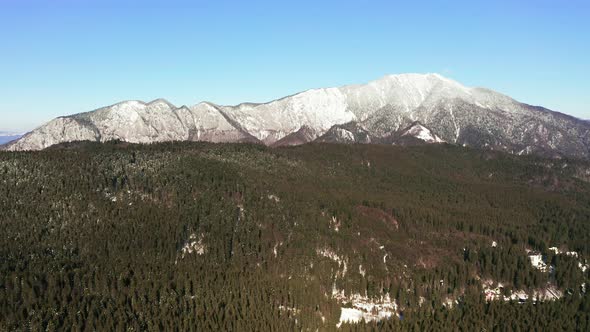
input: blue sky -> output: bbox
[0,0,589,132]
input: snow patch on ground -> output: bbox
[507,287,562,302]
[180,233,206,258]
[548,247,579,257]
[103,190,118,202]
[332,289,397,328]
[482,280,505,301]
[317,247,348,277]
[273,242,283,258]
[337,308,393,327]
[278,305,300,315]
[546,247,586,272]
[528,252,548,272]
[442,297,457,308]
[330,216,341,232]
[482,280,562,302]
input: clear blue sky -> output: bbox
[1,0,589,132]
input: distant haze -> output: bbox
[0,134,22,145]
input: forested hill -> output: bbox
[1,141,589,331]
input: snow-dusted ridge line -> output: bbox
[4,73,590,159]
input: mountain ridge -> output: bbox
[4,73,589,159]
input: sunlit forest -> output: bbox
[1,141,589,331]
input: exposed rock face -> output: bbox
[5,74,590,159]
[386,121,445,146]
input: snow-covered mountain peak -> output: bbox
[373,73,468,91]
[379,72,445,83]
[219,86,355,144]
[146,98,176,109]
[4,73,589,159]
[92,99,176,115]
[338,73,478,121]
[189,101,218,112]
[107,100,144,111]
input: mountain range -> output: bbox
[3,73,589,158]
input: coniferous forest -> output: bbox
[1,141,589,331]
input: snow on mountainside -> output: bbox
[400,122,445,143]
[4,73,590,159]
[4,100,257,151]
[316,122,372,144]
[271,125,319,147]
[220,87,356,144]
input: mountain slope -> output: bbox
[386,121,445,145]
[271,125,319,147]
[5,73,590,158]
[4,100,259,151]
